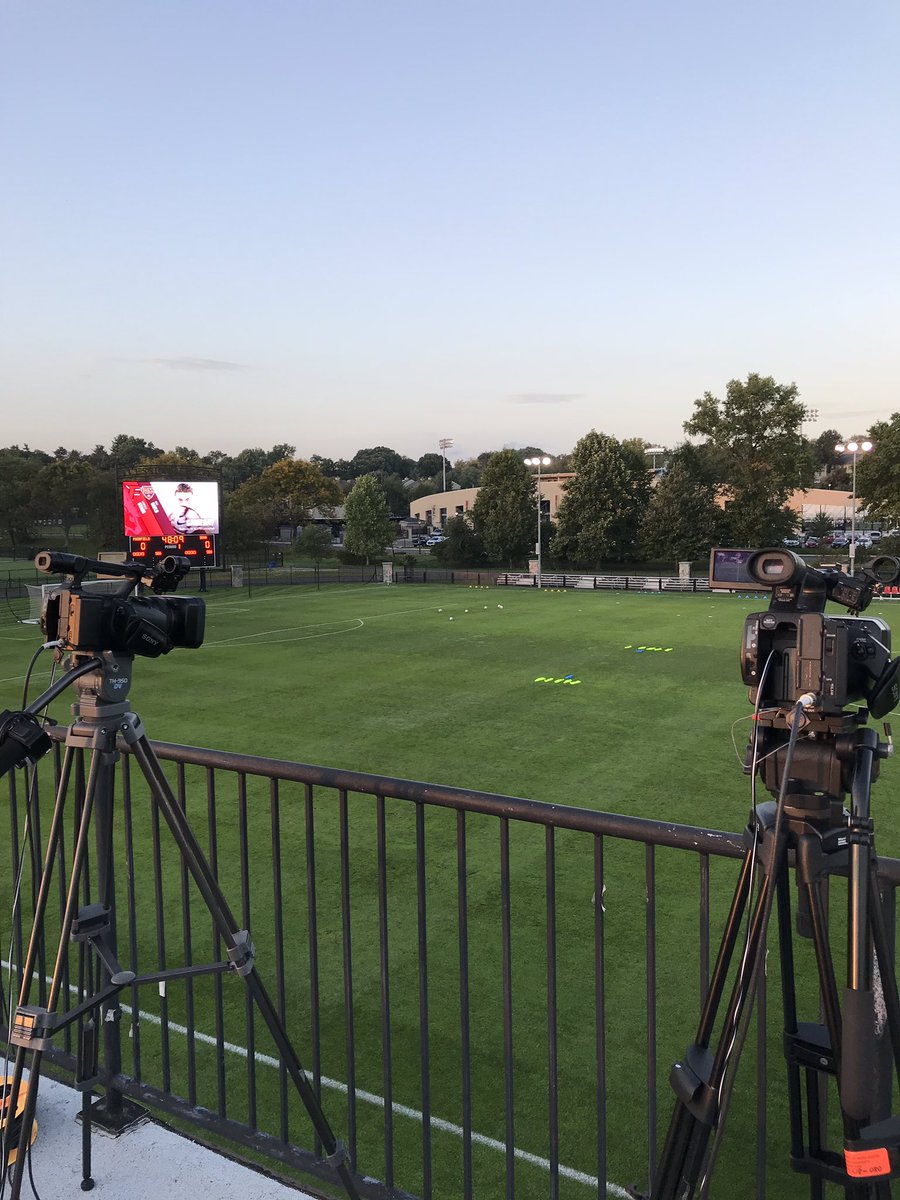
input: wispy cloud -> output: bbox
[149,356,249,372]
[509,392,580,406]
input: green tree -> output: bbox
[230,458,342,534]
[223,445,296,491]
[856,415,900,523]
[640,457,724,563]
[684,373,813,545]
[295,523,336,563]
[807,509,835,539]
[379,473,411,517]
[471,450,535,565]
[343,474,394,564]
[0,448,41,549]
[432,514,486,566]
[415,453,444,479]
[348,446,415,479]
[109,435,163,471]
[32,457,101,547]
[551,431,651,566]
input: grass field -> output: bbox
[3,580,900,1198]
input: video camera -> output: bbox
[709,548,900,721]
[36,551,205,659]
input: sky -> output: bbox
[1,1,898,464]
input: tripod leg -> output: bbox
[653,823,780,1199]
[128,731,360,1200]
[8,741,105,1199]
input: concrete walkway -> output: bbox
[12,1075,316,1200]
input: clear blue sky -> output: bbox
[1,0,897,462]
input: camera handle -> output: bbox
[650,724,900,1199]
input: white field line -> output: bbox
[202,601,457,649]
[1,959,629,1197]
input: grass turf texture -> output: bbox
[2,583,900,1199]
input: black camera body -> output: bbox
[35,551,205,659]
[741,610,889,716]
[710,547,900,720]
[41,588,205,658]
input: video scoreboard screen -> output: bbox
[123,480,221,567]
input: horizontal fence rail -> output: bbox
[3,731,900,1199]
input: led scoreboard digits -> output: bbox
[123,480,221,567]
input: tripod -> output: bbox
[1,653,360,1200]
[651,708,900,1199]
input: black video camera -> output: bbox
[709,548,900,720]
[36,551,205,659]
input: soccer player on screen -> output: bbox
[169,483,204,534]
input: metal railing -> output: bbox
[4,734,900,1199]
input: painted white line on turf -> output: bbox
[0,959,629,1196]
[203,602,453,649]
[205,619,365,648]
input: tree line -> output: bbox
[435,374,900,568]
[2,374,898,566]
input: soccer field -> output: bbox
[3,581,900,1198]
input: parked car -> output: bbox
[782,537,801,547]
[868,531,882,541]
[803,536,820,548]
[831,536,849,548]
[425,535,447,546]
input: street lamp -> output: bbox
[524,455,552,587]
[439,438,454,493]
[835,439,874,572]
[644,446,666,474]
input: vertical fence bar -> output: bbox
[122,755,141,1080]
[457,810,473,1199]
[237,772,256,1130]
[646,843,657,1183]
[756,943,767,1199]
[594,835,606,1200]
[149,772,171,1092]
[500,816,514,1200]
[700,853,710,1009]
[304,782,322,1158]
[207,767,227,1119]
[376,795,394,1188]
[339,789,357,1170]
[270,778,289,1145]
[546,825,559,1200]
[416,802,432,1200]
[177,762,197,1107]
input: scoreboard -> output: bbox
[128,532,218,566]
[123,480,221,568]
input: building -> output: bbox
[410,474,575,530]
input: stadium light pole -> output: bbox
[439,438,454,493]
[524,455,552,587]
[644,446,666,474]
[835,439,873,573]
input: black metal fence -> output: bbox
[4,733,900,1199]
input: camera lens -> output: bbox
[746,549,805,587]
